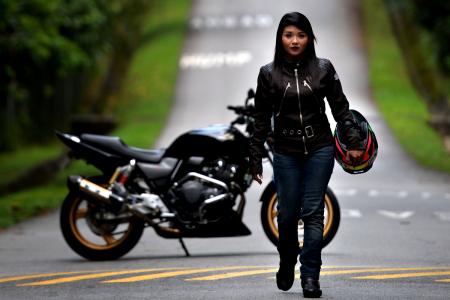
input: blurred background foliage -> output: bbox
[0,0,191,227]
[0,0,153,151]
[383,0,450,135]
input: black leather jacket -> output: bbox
[249,57,364,174]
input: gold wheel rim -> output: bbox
[267,193,333,244]
[267,194,279,239]
[69,196,133,250]
[323,193,334,235]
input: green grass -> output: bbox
[0,0,191,228]
[0,145,61,187]
[114,1,190,147]
[361,0,450,173]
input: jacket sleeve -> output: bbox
[324,60,365,150]
[249,67,273,175]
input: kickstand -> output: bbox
[178,238,190,257]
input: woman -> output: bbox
[249,12,364,298]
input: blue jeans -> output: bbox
[273,145,334,279]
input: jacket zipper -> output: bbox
[276,82,291,117]
[295,69,308,154]
[303,80,322,114]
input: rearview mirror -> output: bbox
[247,89,255,99]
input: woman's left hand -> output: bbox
[346,150,364,165]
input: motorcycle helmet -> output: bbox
[334,109,378,174]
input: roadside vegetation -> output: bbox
[0,0,191,228]
[361,0,450,173]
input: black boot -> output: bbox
[276,263,296,291]
[301,277,322,298]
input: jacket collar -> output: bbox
[283,57,307,69]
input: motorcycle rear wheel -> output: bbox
[60,178,145,261]
[260,183,340,249]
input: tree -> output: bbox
[383,0,449,136]
[0,0,153,151]
[412,0,450,75]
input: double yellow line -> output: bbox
[2,266,264,286]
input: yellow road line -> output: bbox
[0,271,99,283]
[435,279,450,283]
[186,268,278,281]
[322,267,444,276]
[267,267,445,280]
[19,268,176,286]
[353,270,450,280]
[103,266,261,283]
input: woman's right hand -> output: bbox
[252,173,263,185]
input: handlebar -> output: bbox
[227,88,256,117]
[227,105,254,117]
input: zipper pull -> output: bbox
[276,82,291,117]
[303,80,313,92]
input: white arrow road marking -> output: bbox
[341,209,362,218]
[180,51,252,69]
[434,212,450,222]
[378,210,414,219]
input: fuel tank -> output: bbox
[165,124,249,158]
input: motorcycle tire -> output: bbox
[60,176,145,261]
[260,182,340,249]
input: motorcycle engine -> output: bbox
[170,158,242,222]
[175,180,223,208]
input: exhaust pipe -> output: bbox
[67,176,175,223]
[67,176,124,211]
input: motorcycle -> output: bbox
[56,89,340,261]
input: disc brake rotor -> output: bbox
[85,206,119,236]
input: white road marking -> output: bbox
[190,14,273,30]
[341,209,362,218]
[368,190,379,197]
[334,189,357,196]
[397,191,408,198]
[378,210,414,220]
[434,212,450,222]
[180,51,252,69]
[421,192,431,199]
[337,208,450,221]
[333,189,450,199]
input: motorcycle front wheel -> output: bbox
[260,183,340,249]
[60,177,145,261]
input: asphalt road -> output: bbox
[1,0,450,299]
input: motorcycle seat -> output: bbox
[81,134,165,163]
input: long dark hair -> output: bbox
[274,12,317,69]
